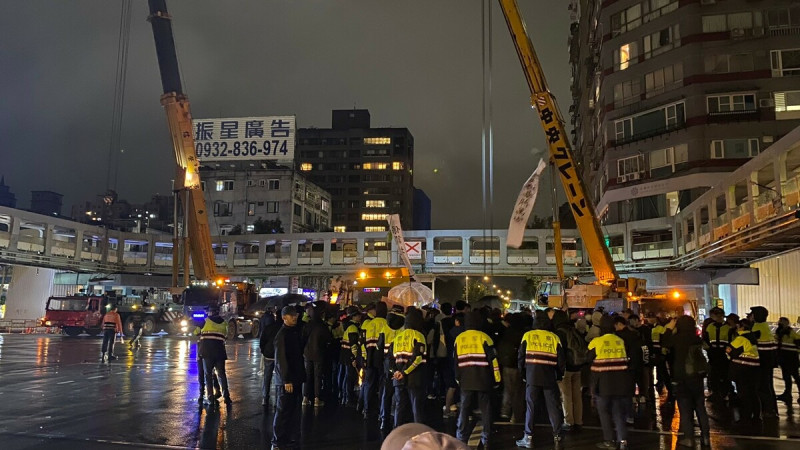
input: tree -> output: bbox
[465,279,490,303]
[526,215,553,229]
[228,224,243,235]
[520,275,543,301]
[253,217,284,234]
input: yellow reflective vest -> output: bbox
[391,328,426,387]
[588,334,629,373]
[730,333,759,367]
[455,329,501,390]
[521,329,561,367]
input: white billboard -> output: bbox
[192,116,296,162]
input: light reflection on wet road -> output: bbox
[1,334,800,449]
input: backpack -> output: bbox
[565,327,588,366]
[685,343,709,377]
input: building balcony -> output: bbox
[613,123,685,147]
[768,26,800,37]
[706,109,762,124]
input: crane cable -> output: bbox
[105,0,133,193]
[480,0,495,286]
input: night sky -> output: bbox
[1,0,571,230]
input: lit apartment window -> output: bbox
[363,163,374,170]
[392,162,404,170]
[300,163,312,171]
[364,137,391,145]
[216,180,234,191]
[267,201,279,213]
[365,226,387,232]
[771,49,800,77]
[268,179,280,190]
[365,200,386,208]
[707,93,756,114]
[615,42,637,71]
[247,202,256,216]
[774,91,800,119]
[321,199,329,212]
[376,163,388,170]
[361,213,388,221]
[334,226,346,233]
[710,139,760,159]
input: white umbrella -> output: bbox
[387,281,434,307]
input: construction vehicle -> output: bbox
[146,0,259,337]
[498,0,647,311]
[41,295,106,336]
[41,291,185,337]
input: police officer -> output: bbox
[390,307,427,428]
[728,319,761,423]
[750,306,778,417]
[775,317,800,404]
[340,307,362,406]
[378,308,404,430]
[589,316,638,450]
[516,310,565,448]
[455,311,500,448]
[199,306,231,406]
[357,304,376,413]
[703,307,734,401]
[364,302,389,419]
[651,315,672,399]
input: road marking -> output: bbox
[87,375,104,379]
[56,381,75,385]
[0,430,193,449]
[468,424,482,447]
[503,423,800,442]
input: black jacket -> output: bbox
[274,324,307,385]
[259,316,282,359]
[302,318,333,363]
[497,326,524,369]
[616,327,644,375]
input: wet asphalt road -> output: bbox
[2,334,800,450]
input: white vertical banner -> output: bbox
[506,159,547,249]
[387,214,416,279]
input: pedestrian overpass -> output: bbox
[1,129,799,280]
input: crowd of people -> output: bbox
[188,299,800,450]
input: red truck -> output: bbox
[41,296,107,336]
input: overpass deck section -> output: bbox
[0,129,799,279]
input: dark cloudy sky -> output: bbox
[1,0,571,230]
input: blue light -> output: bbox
[192,313,206,319]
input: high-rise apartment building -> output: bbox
[569,0,800,252]
[297,110,415,232]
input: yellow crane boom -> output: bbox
[498,0,618,284]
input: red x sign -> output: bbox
[404,241,422,259]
